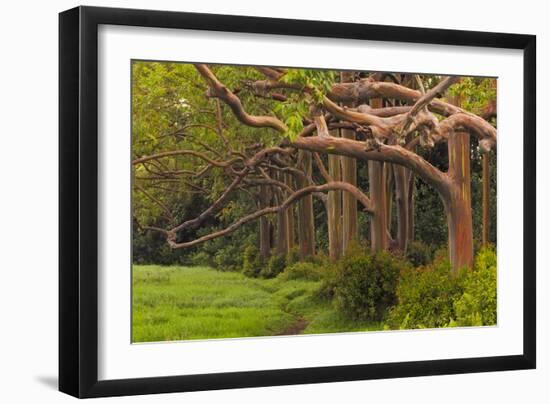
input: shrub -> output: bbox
[432,247,449,264]
[333,250,405,321]
[387,248,497,330]
[278,261,324,281]
[190,251,215,267]
[406,240,433,267]
[453,247,497,326]
[133,228,188,265]
[213,244,242,272]
[316,263,338,300]
[387,259,464,329]
[242,245,262,278]
[259,254,287,278]
[286,246,300,266]
[308,251,331,267]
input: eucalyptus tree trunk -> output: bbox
[481,80,496,246]
[369,160,389,252]
[285,173,296,251]
[276,209,289,256]
[443,92,474,272]
[368,98,389,252]
[394,165,413,252]
[393,165,414,252]
[340,71,358,253]
[482,153,490,246]
[258,185,271,264]
[385,163,394,244]
[407,172,415,242]
[327,134,343,261]
[296,150,315,259]
[444,131,474,272]
[274,187,289,256]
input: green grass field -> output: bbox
[132,265,382,342]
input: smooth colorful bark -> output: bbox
[445,131,474,272]
[296,151,315,259]
[340,71,359,253]
[258,185,271,264]
[482,153,490,246]
[328,145,343,261]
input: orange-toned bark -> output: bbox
[444,131,474,272]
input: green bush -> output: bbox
[242,245,262,278]
[190,251,215,267]
[278,261,324,281]
[406,240,433,267]
[432,247,449,264]
[316,264,337,300]
[286,246,300,266]
[213,244,242,272]
[453,247,497,326]
[259,254,287,278]
[333,250,406,321]
[387,259,463,329]
[133,228,188,265]
[387,248,497,329]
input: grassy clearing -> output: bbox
[132,265,382,342]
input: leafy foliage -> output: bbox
[452,247,497,326]
[278,261,324,281]
[213,244,242,272]
[448,78,497,115]
[286,246,301,267]
[282,68,337,102]
[260,254,287,279]
[387,259,464,329]
[273,94,308,141]
[333,249,408,321]
[133,224,188,266]
[242,245,262,278]
[388,248,497,329]
[406,240,433,267]
[274,68,337,140]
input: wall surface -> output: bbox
[0,1,546,403]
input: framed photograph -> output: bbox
[59,6,536,398]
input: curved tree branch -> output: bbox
[133,149,241,167]
[194,64,288,132]
[166,182,374,249]
[165,147,292,234]
[290,135,450,196]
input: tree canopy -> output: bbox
[132,61,497,273]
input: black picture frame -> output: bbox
[59,5,536,398]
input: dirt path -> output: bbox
[277,317,308,336]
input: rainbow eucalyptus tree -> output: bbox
[133,62,496,273]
